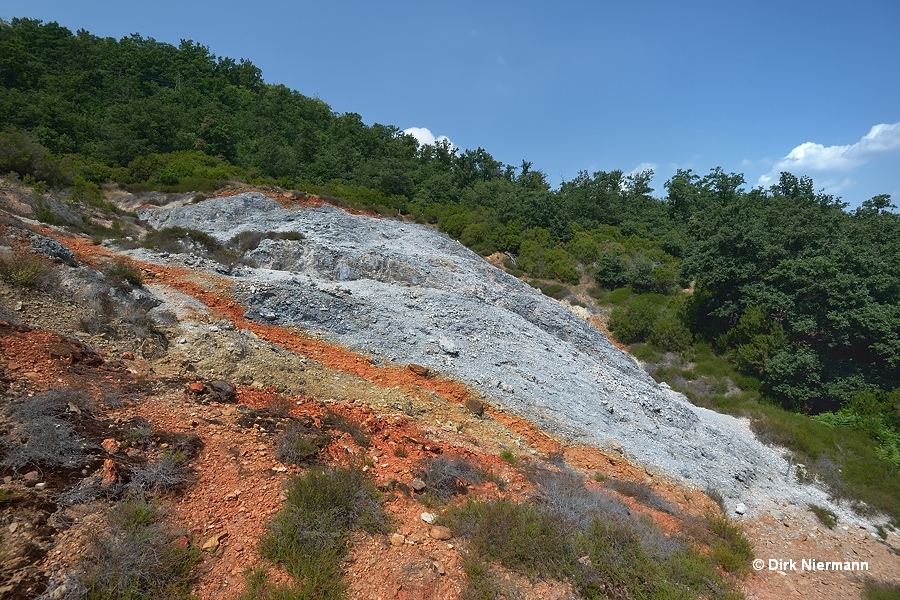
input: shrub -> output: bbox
[321,411,370,447]
[809,504,838,529]
[0,389,90,470]
[142,226,238,265]
[259,466,388,599]
[445,498,571,580]
[499,449,518,465]
[36,204,64,225]
[275,421,329,466]
[863,579,900,600]
[418,456,483,501]
[0,250,50,287]
[71,174,106,208]
[702,515,755,574]
[129,454,189,496]
[75,499,199,600]
[103,259,143,287]
[608,479,674,514]
[444,462,745,599]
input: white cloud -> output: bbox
[627,162,657,176]
[402,127,453,148]
[758,121,900,187]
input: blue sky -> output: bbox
[3,0,899,207]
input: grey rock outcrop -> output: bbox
[137,193,861,519]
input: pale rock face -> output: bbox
[137,193,866,522]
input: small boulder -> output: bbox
[438,337,459,356]
[408,364,429,377]
[410,478,427,493]
[202,535,222,553]
[734,503,748,515]
[390,533,405,547]
[429,526,452,540]
[186,381,205,394]
[464,398,484,417]
[101,459,118,488]
[208,380,237,403]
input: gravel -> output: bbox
[137,193,875,523]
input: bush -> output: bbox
[74,499,199,600]
[608,479,674,514]
[863,580,900,600]
[321,411,370,447]
[35,204,64,225]
[228,230,304,253]
[129,454,189,496]
[103,259,143,287]
[0,250,50,287]
[608,293,692,352]
[0,126,71,186]
[702,515,754,574]
[71,174,106,208]
[809,504,838,529]
[0,389,90,470]
[275,421,329,466]
[259,466,388,599]
[418,456,483,501]
[445,462,746,599]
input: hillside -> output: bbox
[1,181,898,599]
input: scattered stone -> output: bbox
[101,438,119,453]
[101,459,118,487]
[202,534,222,553]
[735,503,747,515]
[421,512,436,524]
[208,380,237,403]
[429,526,452,540]
[187,381,205,394]
[407,363,429,377]
[432,560,446,575]
[464,398,484,417]
[437,337,459,356]
[390,533,405,547]
[23,471,40,483]
[410,478,427,493]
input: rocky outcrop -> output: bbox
[137,193,853,517]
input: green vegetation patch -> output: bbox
[809,504,838,529]
[445,463,749,599]
[0,250,50,287]
[864,580,900,600]
[103,258,143,287]
[321,410,370,447]
[77,499,199,600]
[274,420,330,466]
[250,465,389,600]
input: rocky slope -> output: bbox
[1,183,898,599]
[139,192,851,519]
